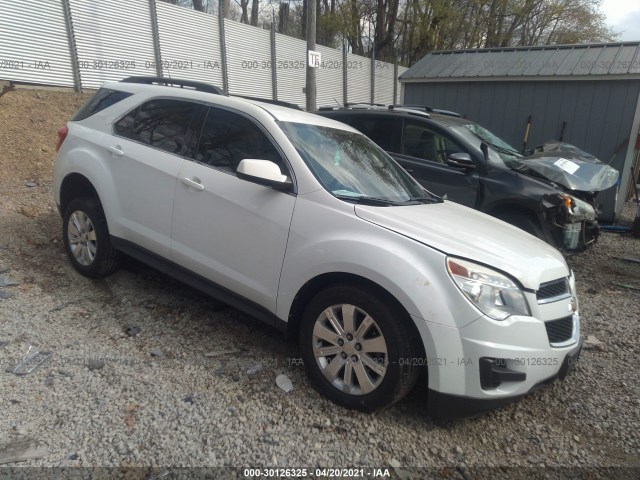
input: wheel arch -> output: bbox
[286,271,426,359]
[59,173,100,215]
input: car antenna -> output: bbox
[332,97,341,108]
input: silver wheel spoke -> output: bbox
[342,304,356,333]
[313,322,340,345]
[324,308,344,336]
[361,353,387,377]
[323,356,345,381]
[343,362,353,393]
[360,336,387,354]
[72,213,82,233]
[87,242,97,259]
[314,345,341,358]
[355,315,374,340]
[87,230,97,242]
[352,361,376,394]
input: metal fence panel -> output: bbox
[69,0,156,89]
[156,2,223,89]
[374,60,395,105]
[345,53,371,104]
[274,33,306,107]
[0,0,75,87]
[315,45,343,108]
[225,20,272,98]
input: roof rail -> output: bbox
[394,104,460,117]
[233,95,302,110]
[120,76,226,95]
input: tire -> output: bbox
[300,284,421,412]
[62,197,120,278]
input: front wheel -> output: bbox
[62,197,120,278]
[300,284,421,412]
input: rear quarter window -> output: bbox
[71,88,132,121]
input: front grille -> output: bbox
[537,278,570,303]
[545,316,574,344]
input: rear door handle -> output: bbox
[181,177,204,191]
[107,145,123,156]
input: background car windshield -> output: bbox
[280,122,424,202]
[450,124,522,167]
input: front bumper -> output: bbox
[412,298,582,418]
[426,337,583,419]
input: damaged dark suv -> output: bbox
[317,106,619,254]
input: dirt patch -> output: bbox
[0,88,91,185]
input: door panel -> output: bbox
[170,106,296,312]
[108,98,206,257]
[171,163,295,311]
[398,121,480,207]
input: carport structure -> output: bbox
[399,42,640,221]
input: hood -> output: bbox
[355,201,569,290]
[513,141,619,192]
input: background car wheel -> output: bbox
[63,197,120,278]
[495,210,545,241]
[300,284,421,412]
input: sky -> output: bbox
[603,0,640,41]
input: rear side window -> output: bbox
[114,99,206,157]
[71,88,132,121]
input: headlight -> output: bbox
[560,194,596,221]
[447,258,530,320]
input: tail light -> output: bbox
[56,126,68,152]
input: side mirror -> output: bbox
[236,159,292,191]
[447,152,476,170]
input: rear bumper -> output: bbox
[427,336,583,419]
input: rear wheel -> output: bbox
[300,284,421,411]
[62,197,120,278]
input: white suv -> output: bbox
[54,77,582,418]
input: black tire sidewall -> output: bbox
[300,284,418,411]
[62,198,112,277]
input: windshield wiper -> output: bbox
[409,189,443,204]
[486,142,521,157]
[334,194,403,206]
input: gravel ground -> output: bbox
[0,88,639,477]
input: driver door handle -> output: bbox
[181,177,204,191]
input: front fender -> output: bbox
[276,191,483,329]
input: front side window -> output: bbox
[196,107,285,174]
[114,99,205,157]
[280,122,429,204]
[402,122,465,164]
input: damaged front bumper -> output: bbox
[543,193,599,253]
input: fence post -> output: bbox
[218,3,229,93]
[370,45,375,105]
[60,0,82,92]
[270,17,277,101]
[342,42,347,106]
[393,62,398,105]
[148,0,163,77]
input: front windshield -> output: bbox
[279,121,429,204]
[450,123,522,167]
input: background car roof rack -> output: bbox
[121,76,226,95]
[233,95,302,110]
[393,104,460,117]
